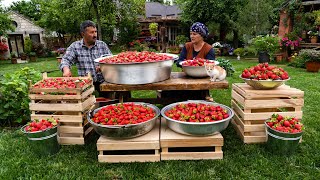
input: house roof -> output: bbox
[280,0,320,10]
[9,11,44,32]
[145,2,181,18]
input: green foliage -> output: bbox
[175,35,188,45]
[149,23,158,36]
[10,51,17,58]
[250,35,280,57]
[289,49,320,68]
[0,67,41,126]
[298,49,320,62]
[313,10,320,26]
[215,58,235,77]
[9,0,42,21]
[24,37,33,55]
[0,5,15,36]
[233,48,245,56]
[111,0,144,46]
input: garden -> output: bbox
[1,0,320,179]
[1,54,320,179]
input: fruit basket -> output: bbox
[161,100,234,136]
[239,75,290,90]
[87,102,160,139]
[240,63,290,90]
[179,58,218,78]
[95,51,178,84]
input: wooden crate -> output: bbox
[231,83,304,144]
[96,120,160,163]
[29,73,96,145]
[160,119,223,161]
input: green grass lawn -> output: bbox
[1,57,320,179]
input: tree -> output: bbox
[36,0,91,47]
[176,0,245,46]
[9,0,42,21]
[0,1,15,36]
[116,0,145,46]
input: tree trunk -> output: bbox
[219,24,227,42]
[57,33,66,47]
[233,29,239,48]
[92,0,102,41]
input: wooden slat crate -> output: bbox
[231,83,304,144]
[160,119,223,161]
[96,120,160,163]
[29,73,96,145]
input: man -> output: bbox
[59,20,111,95]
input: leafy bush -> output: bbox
[215,58,235,77]
[0,67,41,126]
[288,49,320,68]
[250,35,280,57]
[24,37,33,55]
[175,35,189,45]
[234,48,245,56]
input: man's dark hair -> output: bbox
[80,20,96,33]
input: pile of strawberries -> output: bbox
[164,103,229,123]
[33,78,91,89]
[241,63,289,80]
[24,118,59,132]
[100,51,173,63]
[266,114,303,133]
[92,103,156,125]
[182,58,214,66]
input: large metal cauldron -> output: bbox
[161,100,234,136]
[87,102,160,139]
[94,53,179,85]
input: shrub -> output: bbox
[175,35,189,45]
[215,58,235,77]
[250,35,280,57]
[0,67,41,126]
[24,37,33,55]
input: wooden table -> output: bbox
[100,72,229,104]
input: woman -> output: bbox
[160,22,215,104]
[176,22,215,67]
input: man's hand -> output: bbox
[63,66,72,77]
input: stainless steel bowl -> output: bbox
[239,75,290,90]
[87,102,160,139]
[179,60,219,78]
[161,100,234,136]
[95,53,178,84]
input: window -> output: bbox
[29,34,40,44]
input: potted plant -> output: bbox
[307,31,318,43]
[233,48,245,60]
[251,35,280,63]
[29,52,37,62]
[298,49,320,72]
[19,52,27,60]
[149,23,158,37]
[175,35,189,48]
[10,52,18,64]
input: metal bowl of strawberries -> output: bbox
[179,58,219,78]
[240,63,290,90]
[87,102,160,139]
[161,100,234,136]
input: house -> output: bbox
[138,2,183,45]
[1,11,45,58]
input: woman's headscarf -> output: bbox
[190,22,209,38]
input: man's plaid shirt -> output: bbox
[59,39,111,82]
